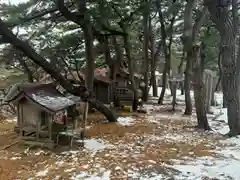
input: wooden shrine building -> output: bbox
[4,83,82,148]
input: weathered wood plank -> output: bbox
[21,140,55,149]
[21,136,54,143]
[49,116,52,140]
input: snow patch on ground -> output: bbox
[5,117,17,123]
[169,156,240,180]
[117,116,135,126]
[83,139,113,152]
[71,169,111,180]
[167,92,240,180]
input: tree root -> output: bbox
[225,131,240,137]
[88,98,117,122]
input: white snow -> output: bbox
[163,89,240,180]
[76,139,113,152]
[6,117,17,123]
[71,170,111,180]
[10,156,21,160]
[117,116,135,126]
[168,156,240,180]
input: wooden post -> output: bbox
[81,102,89,146]
[19,104,23,137]
[48,115,52,141]
[74,117,78,129]
[70,117,75,148]
[205,74,210,112]
[17,103,20,126]
[36,119,40,140]
[204,70,215,113]
[209,75,213,111]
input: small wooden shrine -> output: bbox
[4,83,84,148]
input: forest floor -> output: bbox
[0,90,239,179]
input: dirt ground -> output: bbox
[0,108,225,180]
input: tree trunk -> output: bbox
[178,50,185,95]
[103,36,111,66]
[112,36,123,107]
[142,0,149,102]
[205,0,240,136]
[156,0,176,104]
[211,87,215,106]
[77,1,94,94]
[182,1,206,115]
[149,17,157,96]
[123,33,139,111]
[103,36,118,106]
[182,0,194,115]
[19,59,34,82]
[192,45,210,130]
[158,59,169,104]
[156,0,170,105]
[184,52,193,115]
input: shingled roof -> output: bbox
[4,83,80,113]
[40,68,112,84]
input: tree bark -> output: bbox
[156,0,177,104]
[103,36,111,68]
[76,1,94,94]
[178,50,185,95]
[18,57,34,82]
[192,45,210,130]
[112,36,123,107]
[182,0,207,115]
[184,52,193,115]
[149,18,158,97]
[156,0,170,105]
[205,0,240,136]
[182,0,195,115]
[142,0,149,102]
[123,32,139,111]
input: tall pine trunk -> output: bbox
[149,19,158,97]
[205,0,240,136]
[184,52,193,115]
[142,0,149,102]
[123,33,139,111]
[192,45,210,130]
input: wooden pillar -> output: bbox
[74,116,78,129]
[48,115,52,141]
[19,103,23,137]
[36,119,40,140]
[80,102,89,146]
[17,103,20,126]
[204,70,214,113]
